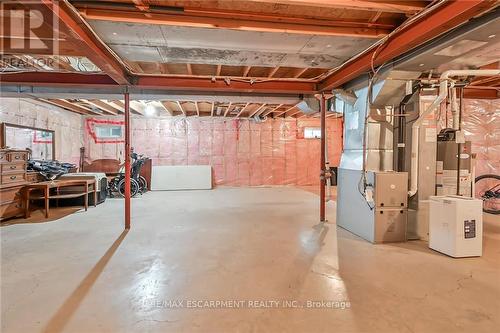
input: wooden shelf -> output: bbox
[30,193,89,200]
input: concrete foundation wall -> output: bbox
[0,98,84,164]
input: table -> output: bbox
[22,179,97,218]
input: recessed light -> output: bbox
[326,44,332,48]
[488,34,496,38]
[419,63,425,67]
[112,32,118,35]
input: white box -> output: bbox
[429,196,482,257]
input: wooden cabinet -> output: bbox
[1,149,29,220]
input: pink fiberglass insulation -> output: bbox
[463,99,499,176]
[84,117,343,186]
[463,99,499,211]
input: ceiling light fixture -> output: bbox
[488,34,496,38]
[145,104,156,117]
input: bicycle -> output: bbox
[475,174,500,215]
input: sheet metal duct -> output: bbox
[295,97,320,114]
[336,9,499,243]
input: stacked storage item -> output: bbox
[58,173,108,205]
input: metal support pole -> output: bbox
[320,93,327,222]
[124,90,131,230]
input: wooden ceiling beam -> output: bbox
[274,104,298,117]
[160,101,174,116]
[194,101,200,116]
[319,0,498,91]
[243,66,252,77]
[110,100,142,115]
[223,102,233,117]
[249,103,267,118]
[246,0,427,13]
[210,102,215,117]
[186,63,193,75]
[294,68,309,78]
[84,99,120,115]
[262,104,283,117]
[176,101,186,116]
[41,1,131,84]
[52,56,75,71]
[77,7,390,38]
[285,109,302,118]
[44,99,96,115]
[268,67,280,78]
[235,103,251,118]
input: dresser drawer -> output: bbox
[1,173,26,185]
[26,172,42,183]
[0,152,7,163]
[0,187,22,203]
[1,163,26,173]
[0,200,23,220]
[8,152,28,162]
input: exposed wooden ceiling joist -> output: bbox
[268,67,280,78]
[249,103,267,118]
[262,104,283,117]
[43,99,96,115]
[194,101,200,116]
[223,102,233,117]
[176,101,186,116]
[84,99,120,115]
[274,104,298,117]
[77,7,391,38]
[160,101,174,116]
[110,100,142,115]
[247,0,428,13]
[40,0,131,84]
[235,103,251,118]
[318,0,498,91]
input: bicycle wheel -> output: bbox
[118,178,139,198]
[138,176,148,193]
[475,174,500,215]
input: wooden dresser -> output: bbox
[0,149,30,220]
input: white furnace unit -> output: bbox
[429,196,483,257]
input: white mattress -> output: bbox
[151,165,212,190]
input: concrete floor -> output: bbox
[1,187,499,333]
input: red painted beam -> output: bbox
[40,0,131,85]
[0,72,117,86]
[0,72,317,94]
[319,93,326,222]
[318,0,498,91]
[463,87,499,99]
[135,76,317,94]
[124,92,131,230]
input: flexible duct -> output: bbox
[408,69,500,196]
